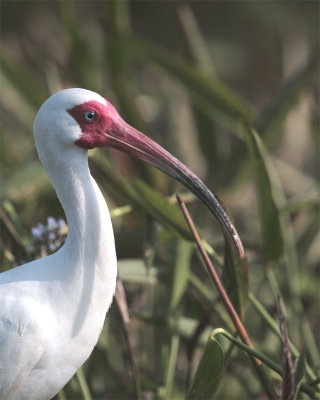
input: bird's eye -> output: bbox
[84,111,96,121]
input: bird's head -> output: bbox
[34,88,244,258]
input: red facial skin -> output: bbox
[68,99,244,259]
[69,100,119,149]
[69,100,187,177]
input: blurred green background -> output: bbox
[0,1,319,399]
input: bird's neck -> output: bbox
[45,151,117,332]
[50,152,116,276]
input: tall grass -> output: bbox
[0,1,319,399]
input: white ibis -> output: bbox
[0,88,243,399]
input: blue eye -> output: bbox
[84,111,96,121]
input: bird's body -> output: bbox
[0,88,242,399]
[0,93,117,397]
[0,90,117,399]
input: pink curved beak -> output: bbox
[103,117,244,259]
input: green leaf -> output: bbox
[293,354,306,400]
[186,330,224,399]
[223,236,248,321]
[241,122,283,260]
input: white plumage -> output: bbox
[1,89,117,399]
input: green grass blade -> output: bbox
[130,180,195,242]
[110,205,133,219]
[117,258,159,285]
[60,1,92,86]
[105,0,148,135]
[0,200,31,251]
[122,34,253,124]
[214,329,318,399]
[0,162,45,200]
[293,354,306,400]
[0,52,44,110]
[75,368,92,400]
[248,293,317,381]
[163,241,192,399]
[163,334,180,400]
[241,122,283,260]
[177,4,216,75]
[186,330,224,399]
[281,185,320,213]
[257,51,319,141]
[168,241,193,314]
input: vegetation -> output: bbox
[0,1,319,399]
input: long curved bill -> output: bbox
[102,117,244,259]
